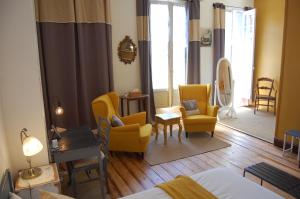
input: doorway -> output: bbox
[150,0,188,108]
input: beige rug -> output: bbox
[218,107,275,143]
[145,132,231,165]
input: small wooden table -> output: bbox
[15,164,61,199]
[155,113,182,145]
[120,94,149,116]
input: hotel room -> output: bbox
[1,0,300,199]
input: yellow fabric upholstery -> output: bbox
[92,92,152,153]
[157,175,217,199]
[179,84,218,135]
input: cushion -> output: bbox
[186,109,201,116]
[9,192,22,199]
[40,190,74,199]
[182,99,199,111]
[111,115,124,127]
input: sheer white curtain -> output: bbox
[225,8,256,107]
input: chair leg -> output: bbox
[71,171,77,198]
[274,99,276,115]
[267,100,270,112]
[254,99,257,114]
[211,131,214,137]
[186,132,189,138]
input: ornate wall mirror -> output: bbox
[118,36,137,64]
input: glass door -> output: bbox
[150,1,187,108]
[225,8,256,107]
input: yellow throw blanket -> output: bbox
[157,175,217,199]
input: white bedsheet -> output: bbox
[121,167,283,199]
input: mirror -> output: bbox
[217,58,232,107]
[118,36,137,64]
[214,58,237,118]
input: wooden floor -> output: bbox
[106,124,300,199]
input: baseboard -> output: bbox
[274,137,298,154]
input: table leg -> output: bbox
[164,125,167,145]
[155,122,159,140]
[260,179,263,186]
[138,100,141,112]
[169,125,173,137]
[178,123,182,143]
[127,100,130,116]
[98,155,106,199]
[121,98,124,117]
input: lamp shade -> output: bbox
[22,136,43,157]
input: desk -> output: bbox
[50,127,104,198]
[120,94,149,116]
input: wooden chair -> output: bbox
[254,77,277,115]
[67,117,110,198]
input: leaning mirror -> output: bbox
[214,58,237,118]
[118,36,137,64]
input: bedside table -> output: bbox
[15,164,61,199]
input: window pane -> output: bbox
[173,5,187,89]
[150,4,169,90]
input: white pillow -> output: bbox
[9,192,22,199]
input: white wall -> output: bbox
[0,101,11,177]
[0,0,48,174]
[111,0,141,95]
[110,0,253,108]
[200,0,253,85]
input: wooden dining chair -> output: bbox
[67,117,110,198]
[254,77,277,115]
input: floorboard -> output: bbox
[106,124,299,199]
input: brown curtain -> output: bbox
[35,0,113,129]
[136,0,156,121]
[213,3,225,102]
[187,0,201,84]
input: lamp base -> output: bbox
[21,167,42,179]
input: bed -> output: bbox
[121,168,283,199]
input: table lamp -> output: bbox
[20,128,43,179]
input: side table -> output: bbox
[120,94,149,116]
[155,113,182,145]
[15,164,61,199]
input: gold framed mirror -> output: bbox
[118,36,137,64]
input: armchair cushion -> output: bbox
[182,99,198,111]
[121,112,146,125]
[184,115,217,124]
[111,115,124,127]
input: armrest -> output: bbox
[111,124,140,132]
[179,106,187,119]
[207,105,219,117]
[120,112,146,125]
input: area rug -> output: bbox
[145,132,231,165]
[218,107,275,143]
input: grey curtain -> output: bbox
[136,0,156,121]
[213,3,225,102]
[187,0,201,84]
[35,0,114,129]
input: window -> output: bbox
[150,1,188,106]
[225,8,256,107]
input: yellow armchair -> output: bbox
[179,84,219,137]
[91,92,152,156]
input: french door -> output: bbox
[150,1,188,108]
[225,8,256,107]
